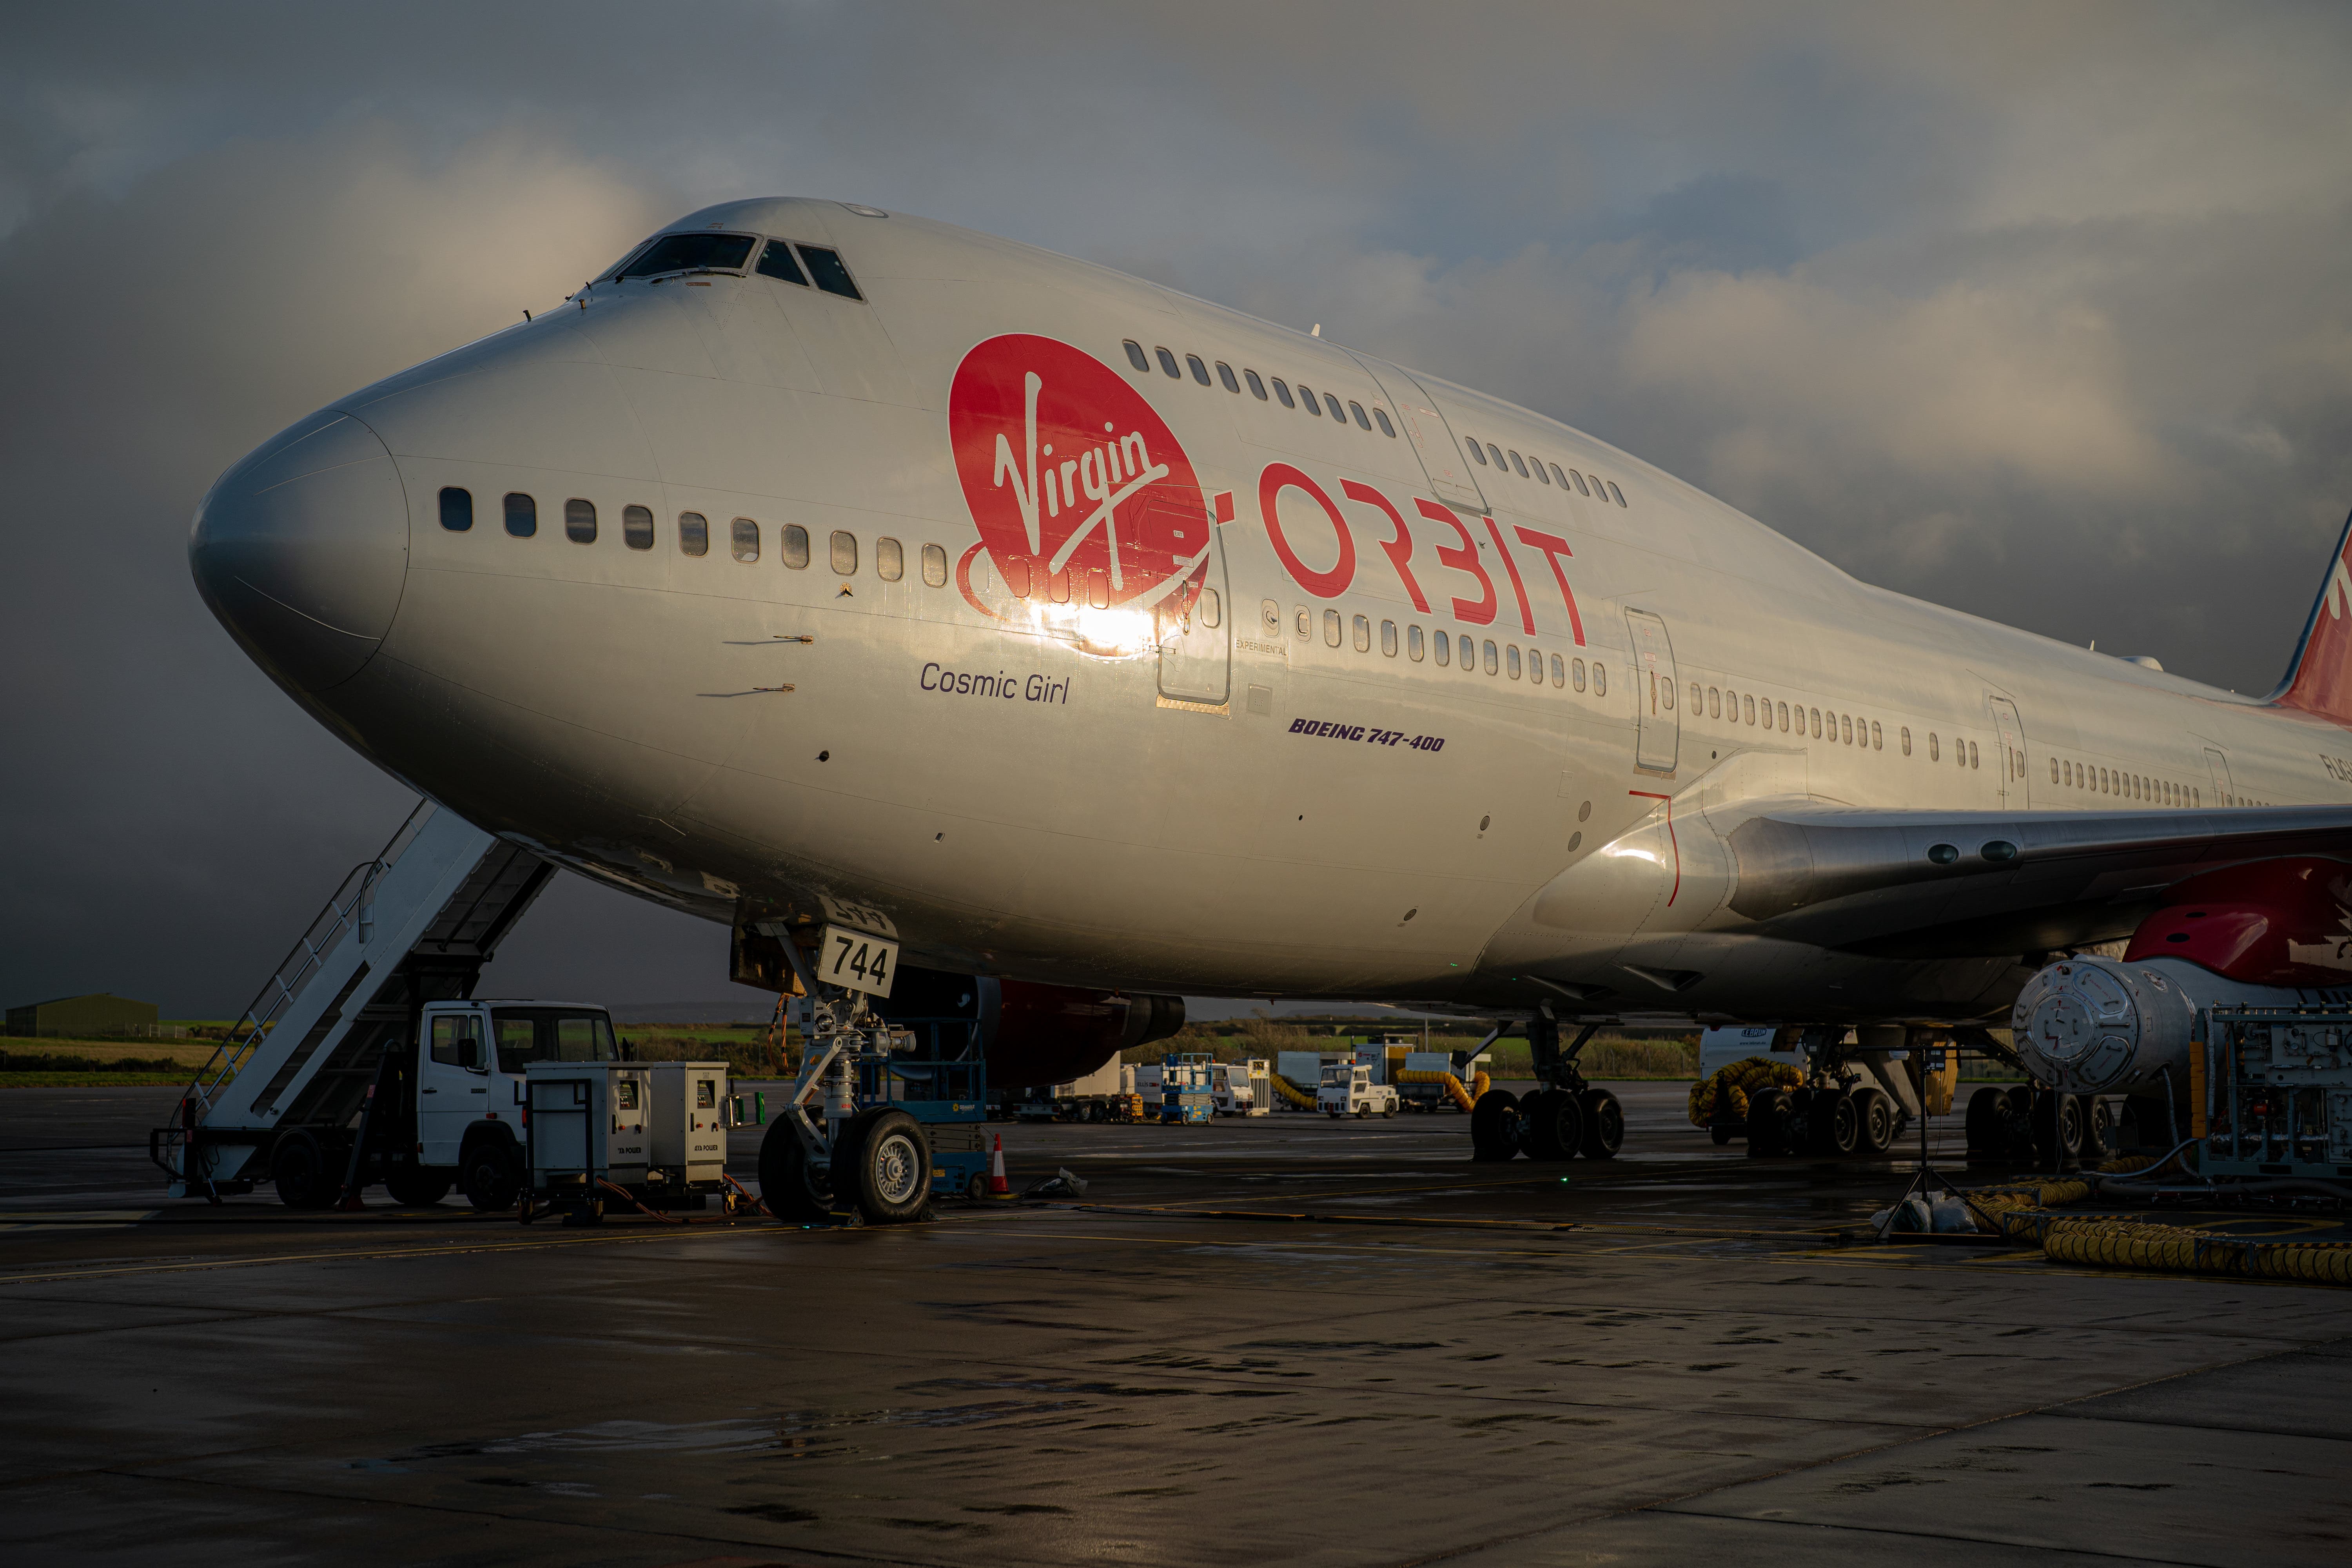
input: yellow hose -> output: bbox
[1270,1073,1318,1109]
[1960,1176,2352,1285]
[1688,1057,1799,1127]
[1397,1069,1475,1111]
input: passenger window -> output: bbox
[1156,347,1181,378]
[1187,354,1212,386]
[797,244,862,299]
[1569,469,1590,496]
[1534,460,1552,486]
[1551,653,1564,687]
[1124,340,1150,372]
[1809,708,1821,738]
[439,486,474,532]
[1467,439,1488,465]
[1271,377,1296,408]
[1593,663,1606,697]
[504,492,537,538]
[1487,443,1506,469]
[1872,721,1883,750]
[1374,408,1396,437]
[1506,646,1522,679]
[1969,741,1980,769]
[1840,714,1852,745]
[1509,451,1529,477]
[1435,631,1451,667]
[1929,732,1940,761]
[757,240,809,286]
[1550,464,1569,488]
[876,537,904,581]
[1299,385,1322,416]
[1690,682,1701,711]
[1662,679,1675,710]
[1353,614,1370,652]
[1326,393,1347,422]
[679,512,708,556]
[2052,757,2062,784]
[1245,369,1269,400]
[1200,588,1220,628]
[1572,658,1586,691]
[1901,726,1912,756]
[731,517,760,563]
[1609,481,1627,507]
[1349,401,1372,430]
[1743,694,1755,725]
[1294,606,1310,640]
[1381,619,1397,657]
[1708,687,1720,717]
[781,523,809,568]
[1088,570,1110,609]
[1323,608,1341,646]
[1408,624,1425,661]
[1777,701,1788,731]
[1483,639,1499,676]
[830,530,857,574]
[623,505,654,550]
[563,499,596,544]
[1217,362,1240,393]
[920,542,947,586]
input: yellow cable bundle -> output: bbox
[1686,1057,1795,1127]
[1270,1073,1318,1109]
[1967,1183,2352,1286]
[1397,1069,1477,1112]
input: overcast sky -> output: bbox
[4,2,2348,1017]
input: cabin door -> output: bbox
[1624,608,1680,775]
[1987,696,2029,808]
[1347,354,1490,514]
[2204,746,2234,808]
[1154,501,1231,707]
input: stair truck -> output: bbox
[150,802,748,1211]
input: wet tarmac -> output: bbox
[3,1082,2349,1566]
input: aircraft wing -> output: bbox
[1724,802,2352,957]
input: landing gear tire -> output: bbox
[1811,1089,1860,1158]
[384,1163,452,1207]
[1522,1089,1586,1162]
[1853,1087,1896,1156]
[2079,1096,2113,1161]
[1745,1088,1789,1156]
[757,1118,831,1224]
[2032,1090,2084,1165]
[1965,1086,2006,1156]
[460,1138,521,1212]
[1710,1125,1734,1147]
[271,1129,338,1209]
[1577,1089,1623,1159]
[1470,1089,1523,1161]
[841,1109,930,1225]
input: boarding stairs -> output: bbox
[152,800,555,1198]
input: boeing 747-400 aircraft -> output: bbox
[189,197,2352,1215]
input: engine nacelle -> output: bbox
[872,966,1183,1090]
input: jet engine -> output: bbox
[872,965,1184,1090]
[2013,857,2352,1097]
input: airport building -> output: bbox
[5,992,159,1038]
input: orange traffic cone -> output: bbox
[989,1132,1010,1196]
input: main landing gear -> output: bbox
[1469,1013,1625,1165]
[755,956,935,1227]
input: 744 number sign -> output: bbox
[818,924,898,998]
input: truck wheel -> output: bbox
[1577,1089,1624,1159]
[1470,1089,1523,1161]
[844,1109,930,1225]
[270,1129,338,1209]
[1711,1125,1733,1146]
[756,1118,831,1223]
[384,1164,452,1207]
[1354,1104,1370,1119]
[2031,1091,2083,1164]
[1745,1088,1789,1156]
[1811,1089,1861,1157]
[460,1138,521,1212]
[1523,1089,1585,1162]
[1382,1103,1397,1119]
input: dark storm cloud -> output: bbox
[3,2,2348,1013]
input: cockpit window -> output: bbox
[797,244,864,300]
[756,239,809,286]
[615,232,757,280]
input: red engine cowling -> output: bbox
[2121,857,2352,985]
[870,966,1184,1090]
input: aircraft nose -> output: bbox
[190,410,410,692]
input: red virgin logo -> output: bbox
[948,334,1210,626]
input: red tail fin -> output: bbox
[2272,512,2352,725]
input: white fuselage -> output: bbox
[195,198,2352,1025]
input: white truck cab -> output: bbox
[414,1000,621,1204]
[1319,1062,1399,1119]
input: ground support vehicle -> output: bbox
[2196,1004,2352,1177]
[149,803,636,1210]
[1003,1053,1125,1121]
[521,1059,747,1223]
[1319,1062,1399,1118]
[1212,1059,1269,1116]
[1467,1016,1628,1162]
[1158,1053,1214,1123]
